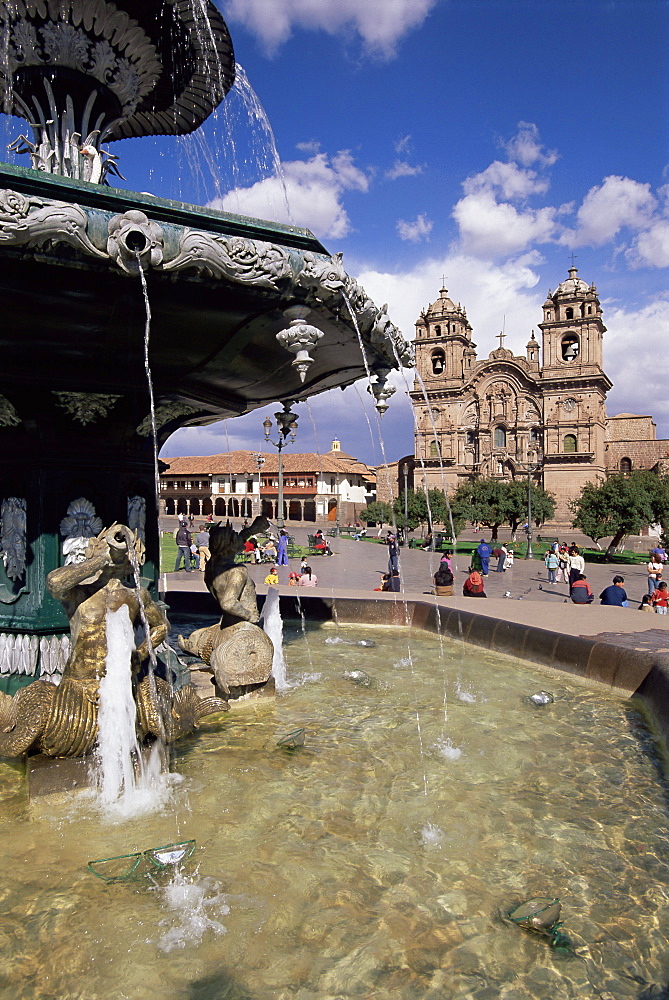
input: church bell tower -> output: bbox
[538,266,611,519]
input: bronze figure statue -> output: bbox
[0,524,227,758]
[178,516,274,695]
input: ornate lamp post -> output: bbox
[263,402,299,530]
[519,448,544,560]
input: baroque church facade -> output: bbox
[410,267,668,527]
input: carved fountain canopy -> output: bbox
[0,0,235,141]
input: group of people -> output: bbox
[174,518,211,573]
[643,545,668,612]
[264,556,319,588]
[242,530,290,566]
[542,542,585,590]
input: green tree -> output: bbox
[450,478,555,541]
[393,488,455,535]
[503,480,556,539]
[359,501,393,526]
[570,471,669,558]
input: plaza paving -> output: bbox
[165,522,669,654]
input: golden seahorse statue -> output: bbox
[0,524,228,758]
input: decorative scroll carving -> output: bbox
[0,184,412,373]
[0,395,20,427]
[53,392,121,425]
[368,303,413,368]
[490,347,514,360]
[163,231,293,289]
[297,251,348,305]
[0,191,107,258]
[0,497,26,581]
[462,403,479,426]
[136,402,201,436]
[2,4,161,116]
[343,275,378,334]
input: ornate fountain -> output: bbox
[0,1,409,756]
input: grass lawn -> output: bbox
[161,530,649,572]
[160,533,311,572]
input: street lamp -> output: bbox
[518,448,543,560]
[263,401,299,530]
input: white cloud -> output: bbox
[396,213,433,242]
[463,160,549,200]
[453,190,558,258]
[356,252,544,355]
[208,151,370,240]
[603,296,669,430]
[631,220,669,268]
[296,140,321,154]
[565,175,657,247]
[453,123,559,259]
[223,0,438,58]
[395,134,413,155]
[500,121,558,168]
[386,160,423,180]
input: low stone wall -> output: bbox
[167,590,669,746]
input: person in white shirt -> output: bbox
[568,545,585,593]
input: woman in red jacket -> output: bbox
[463,570,487,598]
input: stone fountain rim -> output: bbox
[0,160,328,253]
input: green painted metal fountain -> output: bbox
[0,0,409,694]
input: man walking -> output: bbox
[387,532,399,574]
[196,524,210,572]
[476,538,492,577]
[174,521,193,572]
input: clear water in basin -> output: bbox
[1,621,668,999]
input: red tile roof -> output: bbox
[162,449,376,480]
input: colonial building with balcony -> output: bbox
[160,440,376,525]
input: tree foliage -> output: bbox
[570,471,669,556]
[450,478,556,540]
[359,501,393,526]
[393,489,456,534]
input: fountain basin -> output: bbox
[1,620,667,999]
[166,588,669,749]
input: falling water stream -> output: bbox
[90,256,173,813]
[96,606,167,816]
[342,292,435,793]
[260,586,289,690]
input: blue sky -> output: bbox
[7,0,667,466]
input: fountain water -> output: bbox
[96,605,168,816]
[260,585,289,690]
